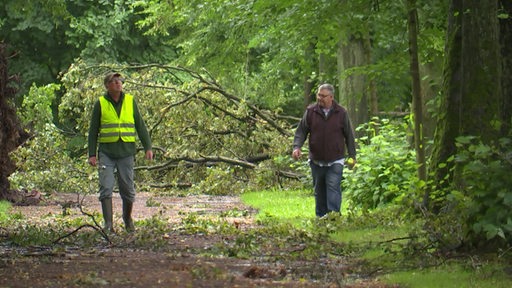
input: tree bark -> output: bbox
[419,61,442,150]
[500,0,512,134]
[406,0,427,189]
[0,43,29,199]
[337,36,370,131]
[303,42,317,109]
[428,0,501,207]
[364,35,379,117]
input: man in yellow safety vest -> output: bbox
[88,72,153,233]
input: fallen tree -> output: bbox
[10,61,307,196]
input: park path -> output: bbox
[1,192,388,288]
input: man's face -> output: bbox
[316,88,333,108]
[106,77,123,93]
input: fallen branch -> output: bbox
[377,236,417,244]
[135,153,305,181]
[136,154,270,171]
[52,224,105,244]
[53,192,111,244]
[203,86,292,137]
[149,182,192,189]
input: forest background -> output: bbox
[1,0,512,263]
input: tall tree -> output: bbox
[0,0,177,97]
[338,36,371,128]
[0,0,72,95]
[0,43,29,199]
[500,0,512,134]
[428,0,502,205]
[407,0,427,189]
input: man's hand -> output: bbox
[292,148,302,160]
[145,150,154,160]
[88,156,97,166]
[346,158,357,169]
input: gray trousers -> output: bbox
[98,152,135,204]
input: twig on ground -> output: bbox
[52,224,110,244]
[52,192,111,244]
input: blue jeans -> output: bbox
[310,161,343,217]
[98,152,135,204]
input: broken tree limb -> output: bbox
[202,86,292,137]
[134,153,305,181]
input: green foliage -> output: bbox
[176,212,238,236]
[1,0,73,94]
[1,211,98,247]
[9,72,94,194]
[9,61,304,196]
[131,0,450,115]
[241,189,512,287]
[66,0,177,63]
[192,165,246,196]
[56,62,295,195]
[19,84,59,130]
[344,118,420,210]
[9,122,94,194]
[2,0,177,97]
[454,136,512,242]
[250,153,310,191]
[0,201,11,222]
[421,136,512,249]
[132,215,173,249]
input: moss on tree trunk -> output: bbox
[428,0,502,205]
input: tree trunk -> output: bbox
[407,0,427,188]
[0,43,28,199]
[303,42,317,109]
[319,51,337,84]
[428,0,501,207]
[419,61,442,150]
[337,36,370,131]
[365,35,378,117]
[500,0,512,134]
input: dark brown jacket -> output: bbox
[293,102,356,162]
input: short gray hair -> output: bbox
[318,83,335,96]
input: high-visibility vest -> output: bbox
[98,94,136,143]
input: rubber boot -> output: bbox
[101,198,114,233]
[122,201,135,232]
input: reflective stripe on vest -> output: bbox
[98,94,136,143]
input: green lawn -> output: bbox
[240,188,316,224]
[0,201,11,222]
[241,189,512,288]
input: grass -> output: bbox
[240,188,316,226]
[382,262,512,288]
[241,189,512,288]
[0,200,11,222]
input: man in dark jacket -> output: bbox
[88,72,153,232]
[292,83,357,217]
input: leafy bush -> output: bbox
[10,84,94,194]
[344,118,419,210]
[192,165,246,195]
[421,136,512,249]
[454,136,512,242]
[10,123,94,193]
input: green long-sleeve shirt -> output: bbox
[88,92,152,159]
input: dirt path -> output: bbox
[0,192,387,288]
